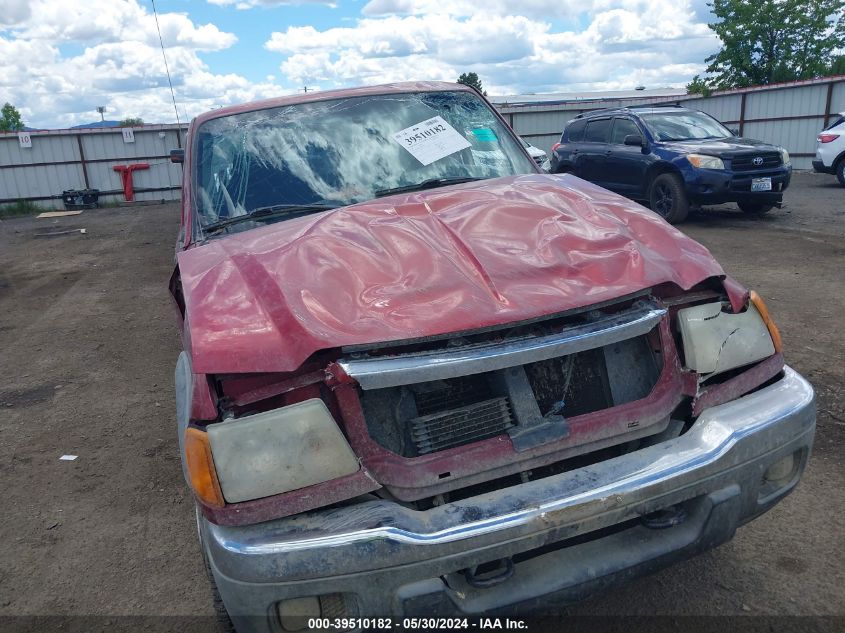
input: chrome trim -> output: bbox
[338,302,667,390]
[207,367,814,556]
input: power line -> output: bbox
[150,0,181,126]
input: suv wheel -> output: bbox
[837,159,845,187]
[738,202,774,215]
[649,173,689,224]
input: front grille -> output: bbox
[358,333,662,457]
[731,152,781,171]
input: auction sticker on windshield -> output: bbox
[393,116,472,166]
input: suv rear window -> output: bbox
[584,119,611,143]
[566,119,586,142]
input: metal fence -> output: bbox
[496,75,845,170]
[0,124,186,209]
[2,77,843,209]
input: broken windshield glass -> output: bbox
[193,90,536,233]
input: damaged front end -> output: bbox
[178,281,789,527]
[182,281,814,628]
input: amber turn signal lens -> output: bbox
[184,427,224,507]
[749,291,782,353]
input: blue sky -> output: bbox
[177,0,357,84]
[0,0,720,128]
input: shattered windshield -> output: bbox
[641,111,732,141]
[193,90,536,234]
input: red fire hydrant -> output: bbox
[112,163,150,202]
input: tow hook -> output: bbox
[462,558,515,588]
[641,504,687,529]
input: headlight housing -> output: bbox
[779,147,791,166]
[677,293,780,377]
[687,154,725,170]
[186,399,360,505]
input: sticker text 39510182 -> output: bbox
[392,116,472,166]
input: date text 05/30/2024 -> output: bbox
[307,618,529,630]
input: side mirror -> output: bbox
[170,148,185,164]
[623,134,644,147]
[730,127,740,136]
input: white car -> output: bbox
[813,112,845,186]
[520,137,551,171]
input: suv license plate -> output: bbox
[751,177,772,192]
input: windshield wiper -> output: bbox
[203,203,338,235]
[375,177,483,198]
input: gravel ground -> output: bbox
[0,171,842,626]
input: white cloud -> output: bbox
[268,0,717,95]
[0,0,32,26]
[8,0,236,50]
[207,0,336,9]
[1,0,719,128]
[267,14,542,64]
[361,0,586,19]
[0,0,288,128]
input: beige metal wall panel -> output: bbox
[0,132,79,167]
[830,82,845,116]
[0,162,85,200]
[745,85,827,119]
[683,94,743,123]
[510,109,579,136]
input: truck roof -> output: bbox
[192,81,475,128]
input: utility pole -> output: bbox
[96,106,106,122]
[303,86,309,93]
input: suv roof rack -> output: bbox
[623,103,685,109]
[572,107,618,119]
[572,102,686,120]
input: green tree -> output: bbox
[119,117,144,127]
[457,72,486,95]
[701,0,845,90]
[686,75,712,96]
[0,102,24,132]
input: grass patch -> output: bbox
[0,199,46,218]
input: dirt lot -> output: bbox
[0,171,843,624]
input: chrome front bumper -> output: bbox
[201,366,815,628]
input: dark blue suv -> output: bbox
[549,105,792,224]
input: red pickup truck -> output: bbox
[169,82,815,632]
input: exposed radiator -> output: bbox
[411,397,514,455]
[357,331,661,457]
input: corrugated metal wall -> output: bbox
[0,125,185,209]
[2,77,844,209]
[499,76,845,170]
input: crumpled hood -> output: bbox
[178,173,724,374]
